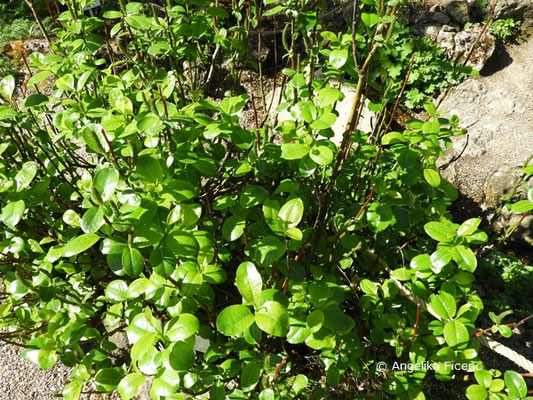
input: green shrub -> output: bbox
[0,1,528,399]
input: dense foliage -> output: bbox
[0,0,530,399]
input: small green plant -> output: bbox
[372,24,472,108]
[477,252,533,318]
[488,310,514,338]
[489,18,522,43]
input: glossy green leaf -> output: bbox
[222,215,246,241]
[309,145,333,165]
[236,261,263,305]
[94,368,124,392]
[457,218,481,236]
[62,380,83,400]
[291,374,309,395]
[1,200,25,228]
[367,203,394,232]
[103,10,122,19]
[122,246,144,277]
[93,167,119,201]
[136,155,163,183]
[37,343,58,370]
[306,310,325,333]
[510,200,533,214]
[169,341,195,371]
[125,15,152,30]
[206,7,230,18]
[316,87,344,108]
[329,49,348,69]
[443,320,469,347]
[286,226,303,240]
[361,12,379,27]
[423,168,441,187]
[15,162,37,191]
[391,267,411,281]
[126,312,161,344]
[278,198,304,228]
[81,207,104,233]
[239,185,268,208]
[149,372,178,398]
[27,70,53,88]
[430,247,452,273]
[466,384,488,400]
[150,246,175,277]
[504,370,527,399]
[166,230,198,257]
[24,93,49,108]
[241,361,262,392]
[0,75,15,101]
[118,373,146,400]
[255,301,290,337]
[83,124,108,154]
[210,382,227,400]
[451,245,477,272]
[281,143,309,160]
[424,221,456,242]
[428,292,456,320]
[130,332,157,362]
[249,236,285,266]
[310,113,337,130]
[475,370,492,387]
[63,234,100,257]
[263,5,285,16]
[165,313,200,341]
[381,131,407,144]
[105,280,128,302]
[217,305,254,336]
[322,303,355,334]
[410,254,432,272]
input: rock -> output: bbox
[484,167,522,207]
[436,27,457,56]
[419,24,446,41]
[433,11,451,24]
[22,38,51,54]
[440,0,472,24]
[513,214,533,247]
[250,45,270,63]
[439,38,533,245]
[456,27,496,70]
[435,25,496,70]
[416,22,495,71]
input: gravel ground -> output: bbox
[0,340,71,399]
[0,340,127,400]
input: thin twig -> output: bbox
[273,357,288,380]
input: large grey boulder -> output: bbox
[440,0,473,24]
[439,38,533,245]
[416,24,496,71]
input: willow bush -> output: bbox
[0,0,529,399]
